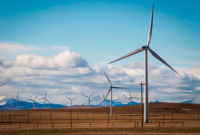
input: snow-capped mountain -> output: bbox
[150,100,160,103]
[6,94,200,110]
[0,96,65,110]
[89,94,139,107]
[0,94,198,110]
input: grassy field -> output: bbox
[0,103,200,134]
[0,127,200,135]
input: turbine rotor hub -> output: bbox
[142,45,149,50]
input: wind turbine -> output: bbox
[109,5,180,122]
[192,89,198,104]
[13,91,20,110]
[39,90,50,109]
[95,97,99,107]
[28,95,38,108]
[102,72,127,117]
[127,89,137,105]
[82,92,95,108]
[102,93,106,107]
[66,96,77,107]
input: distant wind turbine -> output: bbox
[192,89,197,104]
[102,93,106,107]
[95,98,99,107]
[0,82,7,87]
[127,89,137,105]
[82,92,95,108]
[102,72,127,117]
[66,96,77,107]
[39,90,50,109]
[109,5,180,122]
[13,91,20,110]
[28,95,38,108]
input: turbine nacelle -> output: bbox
[142,46,149,50]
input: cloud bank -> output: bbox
[0,49,200,105]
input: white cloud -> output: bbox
[13,50,88,68]
[178,67,200,79]
[51,45,70,50]
[194,87,200,91]
[0,42,41,53]
[0,49,200,104]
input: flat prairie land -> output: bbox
[0,127,200,135]
[0,103,200,134]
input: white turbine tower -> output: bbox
[109,5,180,123]
[28,95,38,108]
[127,89,137,105]
[102,72,127,117]
[66,96,77,107]
[82,92,95,108]
[39,90,50,109]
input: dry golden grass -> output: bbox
[0,103,200,134]
[0,127,200,135]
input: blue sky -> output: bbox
[0,0,200,104]
[0,0,200,66]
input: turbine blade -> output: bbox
[129,89,131,97]
[45,90,47,98]
[112,86,128,89]
[72,97,77,100]
[89,92,95,97]
[102,93,104,98]
[34,95,38,101]
[66,96,71,100]
[104,88,111,100]
[0,82,7,87]
[104,72,112,86]
[149,48,180,76]
[99,100,104,105]
[82,95,89,98]
[147,4,154,46]
[45,98,50,103]
[109,48,144,64]
[17,91,19,98]
[100,89,111,105]
[127,97,131,103]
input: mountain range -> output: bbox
[0,95,195,110]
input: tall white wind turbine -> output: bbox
[66,96,77,107]
[109,5,180,123]
[82,92,95,108]
[127,89,137,105]
[102,72,127,117]
[39,90,50,109]
[28,95,38,108]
